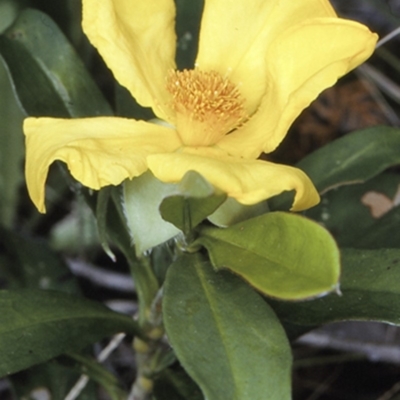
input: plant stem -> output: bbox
[129,289,166,400]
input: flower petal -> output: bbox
[196,0,336,114]
[82,0,176,120]
[218,19,378,159]
[147,148,319,211]
[24,117,181,213]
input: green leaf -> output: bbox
[297,126,400,193]
[0,8,112,117]
[270,248,400,339]
[159,171,226,235]
[304,172,400,248]
[151,241,175,285]
[123,171,181,255]
[96,187,116,261]
[353,205,400,249]
[0,289,143,377]
[163,253,292,400]
[104,187,159,325]
[208,197,269,227]
[0,60,24,227]
[0,0,20,33]
[196,212,340,300]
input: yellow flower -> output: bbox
[24,0,378,213]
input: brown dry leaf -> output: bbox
[361,185,400,218]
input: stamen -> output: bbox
[166,69,247,146]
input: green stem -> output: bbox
[129,289,166,400]
[128,255,160,325]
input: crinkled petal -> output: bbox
[218,19,378,159]
[24,117,181,213]
[196,0,336,114]
[147,148,319,211]
[82,0,176,120]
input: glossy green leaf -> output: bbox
[270,248,400,339]
[123,172,181,255]
[0,8,112,117]
[27,0,81,40]
[208,197,269,227]
[353,205,400,249]
[0,289,143,377]
[104,187,159,325]
[96,187,116,261]
[196,212,340,300]
[163,253,292,400]
[0,0,20,33]
[160,171,226,234]
[297,126,400,193]
[151,241,175,285]
[305,172,400,248]
[0,60,24,227]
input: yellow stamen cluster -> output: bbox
[167,69,247,146]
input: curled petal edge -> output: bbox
[23,117,181,212]
[147,149,320,211]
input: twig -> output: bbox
[64,376,89,400]
[355,71,400,126]
[64,333,126,400]
[376,26,400,48]
[305,365,343,400]
[67,258,135,293]
[358,63,400,106]
[297,331,400,364]
[98,333,126,363]
[105,299,137,315]
[377,381,400,400]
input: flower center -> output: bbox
[167,69,247,146]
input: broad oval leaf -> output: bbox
[163,253,292,400]
[124,171,225,254]
[159,171,226,235]
[0,61,24,227]
[97,186,160,325]
[96,187,117,261]
[0,8,112,117]
[197,212,340,300]
[270,248,400,339]
[304,172,400,248]
[123,172,181,255]
[208,197,269,227]
[298,126,400,193]
[0,289,143,377]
